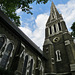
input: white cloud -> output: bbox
[26,16,35,22]
[19,13,49,50]
[57,0,75,31]
[19,27,32,38]
[16,9,22,14]
[19,0,75,50]
[32,13,49,49]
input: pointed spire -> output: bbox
[51,1,55,8]
[46,2,62,24]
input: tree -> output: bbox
[71,22,75,37]
[0,0,49,26]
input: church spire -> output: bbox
[45,1,68,38]
[43,2,75,75]
[47,2,62,24]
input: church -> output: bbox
[0,2,75,75]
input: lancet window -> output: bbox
[0,35,6,51]
[22,55,28,75]
[58,23,62,31]
[54,24,56,33]
[56,50,62,62]
[0,37,4,49]
[29,59,33,75]
[0,42,13,68]
[50,26,52,34]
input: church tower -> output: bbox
[43,2,75,75]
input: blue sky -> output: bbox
[16,0,75,50]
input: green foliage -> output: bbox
[0,0,49,26]
[71,22,75,37]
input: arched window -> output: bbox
[51,58,54,64]
[45,28,48,37]
[0,42,13,68]
[22,55,28,75]
[54,24,56,33]
[50,26,52,34]
[46,47,48,53]
[58,23,62,31]
[29,59,33,75]
[0,37,4,49]
[56,50,62,62]
[0,35,6,50]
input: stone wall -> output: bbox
[0,10,45,75]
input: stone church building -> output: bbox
[0,2,75,75]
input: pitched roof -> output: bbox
[0,9,47,60]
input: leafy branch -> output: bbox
[0,0,49,26]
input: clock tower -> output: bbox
[43,2,75,75]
